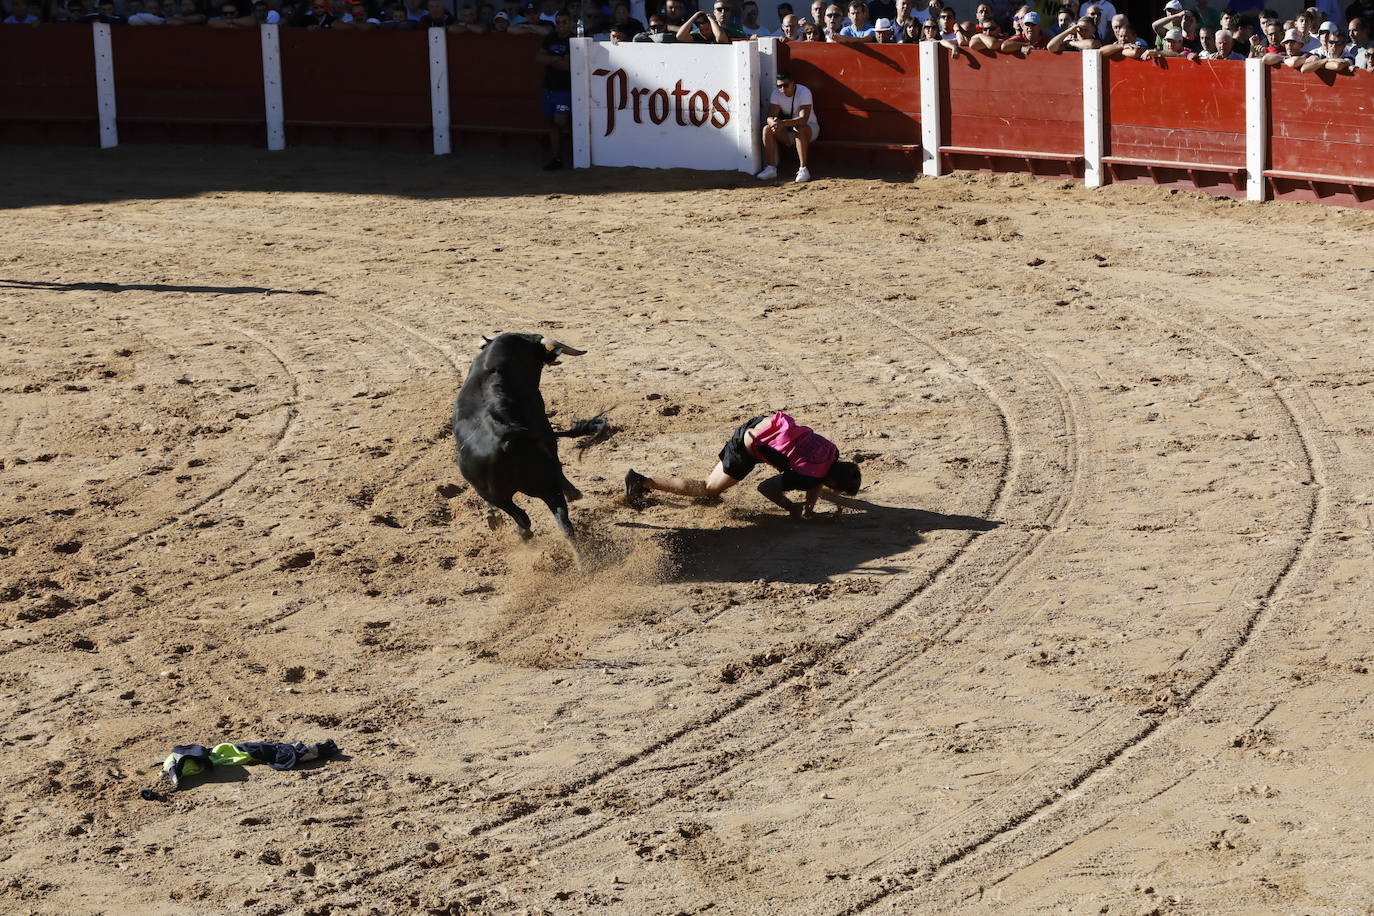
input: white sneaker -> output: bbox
[794,166,812,183]
[755,165,778,180]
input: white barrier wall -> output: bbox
[570,38,761,173]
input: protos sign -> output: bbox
[591,68,731,134]
[570,39,764,173]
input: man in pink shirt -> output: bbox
[625,412,862,519]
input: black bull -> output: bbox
[452,332,611,550]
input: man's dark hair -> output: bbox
[827,461,862,496]
[776,1,792,13]
[1259,7,1278,19]
[776,69,792,80]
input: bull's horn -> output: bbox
[478,334,496,348]
[541,336,586,356]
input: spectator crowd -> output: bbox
[4,0,1373,76]
[4,0,1371,74]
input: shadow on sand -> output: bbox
[616,495,1000,584]
[0,278,327,297]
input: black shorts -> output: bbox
[718,415,826,492]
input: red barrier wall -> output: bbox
[280,29,431,147]
[942,49,1084,177]
[0,27,98,145]
[1267,68,1374,208]
[111,28,265,144]
[5,29,1374,209]
[448,33,546,136]
[1104,56,1245,193]
[780,42,921,169]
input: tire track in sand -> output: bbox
[453,289,1039,876]
[103,325,300,556]
[827,292,1331,916]
[452,298,1090,902]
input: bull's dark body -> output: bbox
[453,333,596,544]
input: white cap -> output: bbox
[1163,0,1182,11]
[1283,27,1304,41]
[1164,26,1182,38]
[874,16,892,28]
[1318,19,1335,31]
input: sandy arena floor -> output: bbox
[1,146,1373,915]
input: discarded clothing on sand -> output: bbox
[161,739,339,789]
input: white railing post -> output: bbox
[429,28,451,155]
[92,23,118,148]
[919,39,942,177]
[1245,57,1266,202]
[1082,50,1104,188]
[757,36,778,112]
[570,36,593,168]
[261,23,285,150]
[736,38,761,174]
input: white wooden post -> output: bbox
[919,39,941,177]
[1082,50,1104,188]
[92,23,118,149]
[735,38,761,175]
[429,28,451,155]
[757,35,778,110]
[1245,57,1266,202]
[261,23,285,150]
[570,36,594,168]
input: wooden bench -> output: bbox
[941,144,1083,162]
[1103,155,1244,174]
[1264,168,1374,188]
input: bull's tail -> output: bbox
[554,411,614,456]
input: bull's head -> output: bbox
[540,336,586,365]
[475,333,587,367]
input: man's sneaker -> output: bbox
[624,469,649,509]
[795,166,812,183]
[755,164,778,180]
[543,157,564,171]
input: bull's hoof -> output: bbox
[486,511,502,531]
[517,527,534,541]
[563,485,584,502]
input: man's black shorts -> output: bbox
[718,415,826,491]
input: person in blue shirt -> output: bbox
[835,0,875,39]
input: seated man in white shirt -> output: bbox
[756,72,819,184]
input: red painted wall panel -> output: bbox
[1106,57,1244,167]
[447,33,545,132]
[943,50,1082,155]
[779,42,921,143]
[1269,68,1374,179]
[279,29,430,128]
[111,29,264,125]
[0,27,98,143]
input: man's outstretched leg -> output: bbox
[626,462,741,509]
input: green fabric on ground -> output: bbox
[209,743,253,766]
